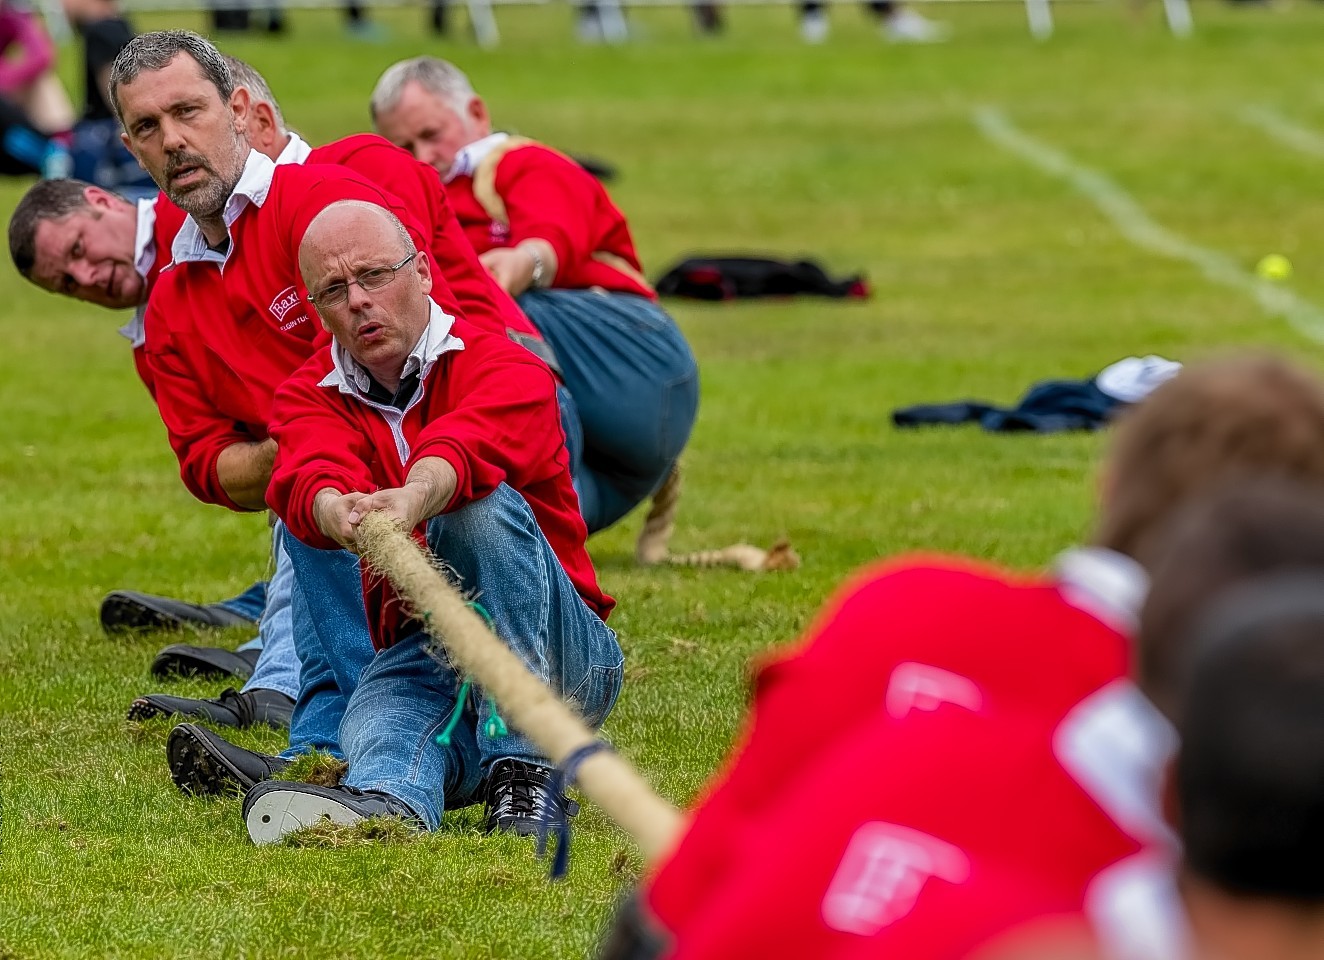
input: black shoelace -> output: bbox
[217,688,256,727]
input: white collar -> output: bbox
[1053,546,1149,636]
[275,131,312,166]
[1055,678,1178,848]
[319,298,464,398]
[169,149,277,266]
[444,132,509,183]
[118,197,162,347]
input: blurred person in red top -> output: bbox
[249,200,622,845]
[371,56,698,540]
[597,355,1324,960]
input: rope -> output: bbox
[356,512,684,864]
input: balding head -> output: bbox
[299,201,433,391]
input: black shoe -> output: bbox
[166,722,290,796]
[150,644,260,681]
[101,590,256,634]
[128,687,294,729]
[243,781,422,845]
[482,758,579,837]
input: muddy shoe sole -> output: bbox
[166,723,257,796]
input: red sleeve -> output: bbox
[267,361,379,550]
[132,344,157,401]
[647,562,965,930]
[410,341,564,510]
[493,146,601,283]
[142,304,257,512]
[278,165,468,322]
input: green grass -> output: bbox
[5,3,1324,955]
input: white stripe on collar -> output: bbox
[1055,678,1178,849]
[276,132,312,166]
[319,298,464,397]
[444,132,510,183]
[1053,546,1149,636]
[119,196,161,347]
[170,149,278,266]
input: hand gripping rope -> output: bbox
[355,512,683,873]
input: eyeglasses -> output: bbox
[309,252,418,307]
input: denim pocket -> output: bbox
[569,658,625,729]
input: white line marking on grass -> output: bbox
[972,106,1324,345]
[1239,105,1324,160]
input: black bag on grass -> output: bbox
[653,255,870,301]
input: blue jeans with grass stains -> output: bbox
[285,484,623,828]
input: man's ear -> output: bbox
[467,96,491,135]
[415,249,434,296]
[230,85,252,133]
[84,184,115,212]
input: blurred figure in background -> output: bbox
[799,0,949,43]
[60,0,154,196]
[0,0,73,177]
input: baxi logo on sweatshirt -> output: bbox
[268,285,306,331]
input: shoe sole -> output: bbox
[150,649,256,682]
[245,790,365,845]
[101,594,189,633]
[166,724,258,796]
[127,697,173,723]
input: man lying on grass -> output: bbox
[247,199,623,844]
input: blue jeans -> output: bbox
[282,533,377,760]
[239,523,301,701]
[337,483,623,828]
[519,288,699,533]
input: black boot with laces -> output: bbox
[482,758,579,836]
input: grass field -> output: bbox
[4,3,1324,956]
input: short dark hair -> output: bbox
[8,179,98,278]
[1177,572,1324,901]
[1095,355,1324,567]
[108,30,233,124]
[1138,477,1324,716]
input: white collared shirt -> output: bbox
[320,298,465,400]
[275,131,312,166]
[444,132,510,183]
[118,196,162,347]
[170,149,279,267]
[1053,546,1149,637]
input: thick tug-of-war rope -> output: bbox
[634,464,802,572]
[356,512,685,866]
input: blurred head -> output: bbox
[299,201,433,388]
[1175,573,1324,906]
[223,54,288,160]
[1094,354,1324,569]
[1139,478,1324,718]
[8,179,144,308]
[110,31,250,224]
[369,56,491,173]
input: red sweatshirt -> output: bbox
[129,196,187,398]
[308,135,538,339]
[645,553,1171,960]
[447,138,656,299]
[133,136,540,398]
[268,313,612,649]
[144,158,473,510]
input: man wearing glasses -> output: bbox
[251,200,621,841]
[107,31,584,832]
